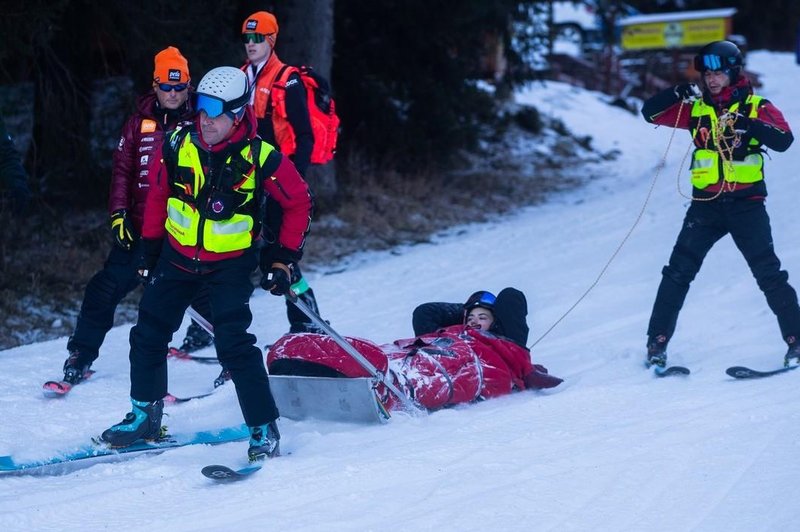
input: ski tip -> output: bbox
[202,464,262,482]
[653,365,691,377]
[42,382,71,397]
[726,364,799,379]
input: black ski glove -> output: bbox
[673,83,701,102]
[110,209,136,250]
[138,238,163,284]
[261,262,293,296]
[720,112,752,134]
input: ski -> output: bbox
[652,365,691,377]
[0,424,249,476]
[42,370,96,397]
[163,391,216,404]
[725,364,799,380]
[201,463,262,482]
[167,347,219,364]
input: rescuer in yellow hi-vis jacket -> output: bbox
[641,40,800,371]
[101,66,312,463]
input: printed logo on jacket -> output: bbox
[140,120,157,134]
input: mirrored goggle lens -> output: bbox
[701,54,723,71]
[479,292,497,306]
[241,33,267,44]
[196,94,225,118]
[157,83,188,92]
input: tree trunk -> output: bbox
[274,0,338,206]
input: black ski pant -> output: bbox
[648,198,800,343]
[68,239,211,367]
[68,242,142,365]
[129,247,278,427]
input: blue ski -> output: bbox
[0,424,249,476]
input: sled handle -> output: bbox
[285,292,424,415]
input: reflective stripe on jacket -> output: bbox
[165,130,274,254]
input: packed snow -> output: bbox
[2,51,799,531]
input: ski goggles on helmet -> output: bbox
[694,53,735,72]
[196,90,250,119]
[241,32,270,44]
[464,291,497,312]
[156,83,188,92]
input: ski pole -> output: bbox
[285,291,423,415]
[186,306,214,337]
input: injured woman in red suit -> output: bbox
[266,288,562,412]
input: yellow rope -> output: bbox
[529,100,687,350]
[676,106,743,202]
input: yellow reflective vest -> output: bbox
[165,130,274,254]
[689,95,764,189]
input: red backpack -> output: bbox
[270,65,340,165]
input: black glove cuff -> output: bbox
[141,238,163,269]
[260,244,301,272]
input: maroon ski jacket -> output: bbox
[108,92,194,231]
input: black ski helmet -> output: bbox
[693,40,744,82]
[464,290,496,316]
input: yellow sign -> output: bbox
[622,18,728,51]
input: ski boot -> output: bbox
[247,421,280,462]
[523,364,564,389]
[100,398,164,448]
[173,321,214,354]
[287,286,329,334]
[785,336,800,367]
[645,334,668,368]
[213,367,231,388]
[63,350,93,385]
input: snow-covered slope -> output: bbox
[2,51,799,531]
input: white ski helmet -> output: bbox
[196,66,250,118]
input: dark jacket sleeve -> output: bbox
[412,303,464,336]
[492,287,530,347]
[284,72,314,176]
[0,116,31,211]
[748,99,794,152]
[641,86,691,129]
[108,114,138,215]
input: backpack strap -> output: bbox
[163,126,191,173]
[266,64,299,114]
[162,126,193,195]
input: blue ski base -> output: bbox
[0,424,249,476]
